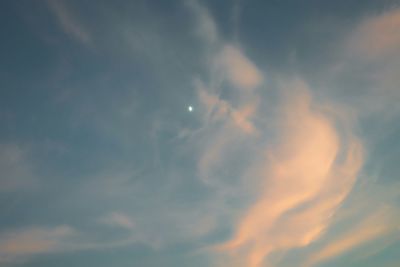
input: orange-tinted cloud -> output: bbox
[349,8,400,58]
[0,226,74,262]
[217,45,263,90]
[214,82,363,267]
[306,207,399,267]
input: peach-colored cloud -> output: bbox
[214,82,364,267]
[197,86,230,122]
[217,45,263,90]
[349,8,400,58]
[231,104,258,135]
[198,87,258,134]
[335,8,400,122]
[0,226,74,261]
[306,207,399,267]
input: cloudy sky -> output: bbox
[1,0,400,266]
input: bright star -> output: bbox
[188,106,193,112]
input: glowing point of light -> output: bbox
[188,106,193,112]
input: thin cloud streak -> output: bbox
[47,0,91,45]
[99,212,136,230]
[306,207,399,267]
[0,226,75,262]
[185,0,219,45]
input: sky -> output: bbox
[0,0,400,267]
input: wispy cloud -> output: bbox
[317,7,400,123]
[205,7,400,267]
[185,4,373,267]
[0,226,75,263]
[217,45,263,90]
[3,2,399,266]
[185,0,219,45]
[187,0,264,190]
[306,206,399,267]
[99,212,135,230]
[348,8,400,59]
[47,0,91,45]
[0,143,36,192]
[213,82,363,267]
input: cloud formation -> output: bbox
[190,6,263,186]
[185,0,219,45]
[99,212,136,230]
[349,8,400,59]
[0,226,74,263]
[185,4,399,267]
[1,1,400,267]
[306,206,398,267]
[217,45,263,90]
[214,82,363,267]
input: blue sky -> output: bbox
[1,1,400,267]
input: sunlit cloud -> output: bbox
[217,45,263,90]
[0,226,75,262]
[213,82,363,267]
[342,8,400,120]
[306,206,400,267]
[348,8,400,59]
